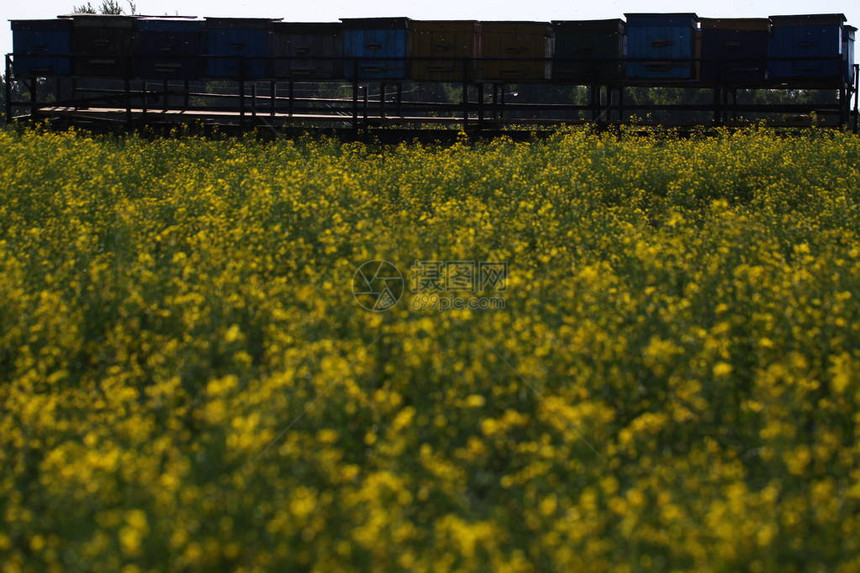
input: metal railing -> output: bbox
[5,53,858,132]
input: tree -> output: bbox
[73,0,138,14]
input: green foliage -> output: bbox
[73,0,137,14]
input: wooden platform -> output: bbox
[6,70,858,133]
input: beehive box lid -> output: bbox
[136,16,199,21]
[68,14,136,28]
[339,17,411,29]
[273,22,341,33]
[479,21,553,33]
[11,18,73,31]
[699,18,770,31]
[769,14,846,26]
[135,17,203,31]
[205,17,281,29]
[552,19,626,33]
[410,20,480,33]
[625,13,699,27]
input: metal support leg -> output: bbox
[462,59,469,130]
[239,80,245,129]
[733,89,738,122]
[600,86,607,124]
[854,64,859,133]
[351,75,358,129]
[712,85,721,125]
[30,78,37,119]
[142,81,148,118]
[477,82,484,128]
[396,82,402,118]
[124,74,131,127]
[270,80,276,117]
[380,82,386,119]
[5,55,14,122]
[288,81,294,118]
[839,85,847,128]
[492,84,499,120]
[601,86,607,123]
[251,83,257,124]
[589,84,597,122]
[238,58,246,129]
[598,86,605,124]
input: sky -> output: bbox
[3,0,858,59]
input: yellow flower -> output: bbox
[713,362,733,377]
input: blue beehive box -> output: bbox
[11,19,73,76]
[341,18,410,80]
[625,13,699,79]
[768,14,847,81]
[844,25,856,85]
[133,18,204,80]
[205,18,277,79]
[699,18,770,83]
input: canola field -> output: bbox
[1,127,860,572]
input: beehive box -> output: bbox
[341,18,410,80]
[552,19,625,81]
[272,22,343,79]
[845,25,856,85]
[478,21,553,81]
[409,20,481,82]
[699,18,770,83]
[768,14,846,81]
[12,19,73,76]
[205,18,277,79]
[133,17,204,80]
[625,13,699,80]
[71,15,135,77]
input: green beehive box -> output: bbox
[552,19,626,81]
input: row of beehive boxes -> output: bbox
[10,14,856,85]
